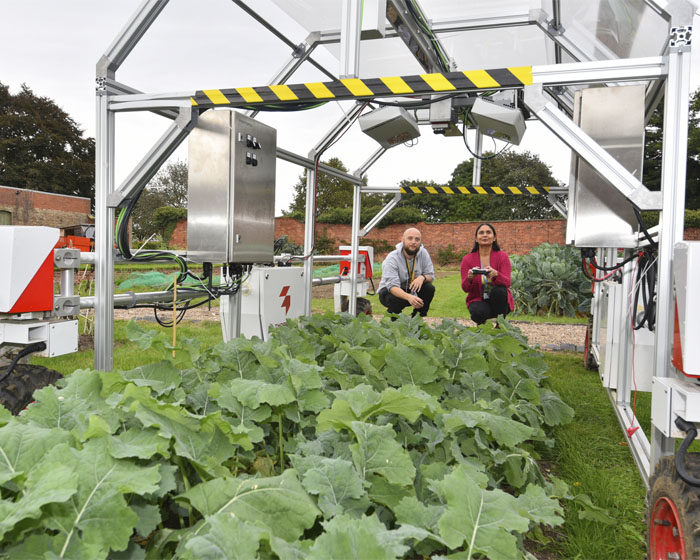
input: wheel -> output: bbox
[356,297,372,316]
[340,296,372,316]
[647,455,700,560]
[584,315,597,370]
[0,364,62,415]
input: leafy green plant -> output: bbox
[436,243,465,265]
[314,229,343,255]
[511,243,591,317]
[359,237,393,255]
[1,315,607,559]
[153,206,187,244]
[274,235,303,255]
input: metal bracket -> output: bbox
[95,76,107,95]
[547,18,564,37]
[292,42,307,58]
[54,248,81,269]
[53,296,81,317]
[670,26,692,48]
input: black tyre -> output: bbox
[340,296,373,316]
[0,364,62,415]
[356,297,372,316]
[647,455,700,560]
[583,315,597,370]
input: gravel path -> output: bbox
[111,307,585,352]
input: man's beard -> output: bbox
[404,246,419,256]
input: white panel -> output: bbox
[674,241,700,376]
[47,320,79,357]
[0,227,59,312]
[269,0,387,37]
[240,267,305,340]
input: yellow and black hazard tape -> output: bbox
[191,66,532,108]
[400,185,551,195]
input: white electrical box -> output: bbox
[673,241,700,376]
[240,267,305,340]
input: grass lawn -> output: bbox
[314,271,588,324]
[543,353,647,559]
[31,318,647,559]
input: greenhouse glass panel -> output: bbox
[558,0,670,61]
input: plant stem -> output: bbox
[175,456,193,527]
[278,413,284,474]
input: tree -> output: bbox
[644,88,700,210]
[0,82,94,200]
[399,151,562,222]
[285,157,376,216]
[131,160,187,240]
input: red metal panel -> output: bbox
[9,252,54,313]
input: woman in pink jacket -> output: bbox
[460,222,514,325]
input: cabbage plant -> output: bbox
[511,243,591,317]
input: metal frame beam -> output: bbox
[650,16,693,474]
[303,102,367,316]
[524,85,661,211]
[107,107,198,208]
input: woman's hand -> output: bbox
[467,269,475,281]
[486,266,498,282]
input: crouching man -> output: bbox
[377,228,435,318]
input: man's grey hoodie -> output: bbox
[377,242,435,293]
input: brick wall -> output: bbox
[170,220,187,249]
[0,185,92,228]
[173,218,700,255]
[274,217,567,257]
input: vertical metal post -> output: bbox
[348,183,362,315]
[651,22,693,470]
[303,166,317,316]
[94,90,115,371]
[303,102,366,316]
[616,251,634,405]
[472,128,483,185]
[60,269,75,298]
[340,0,362,78]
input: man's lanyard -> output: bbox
[405,255,416,283]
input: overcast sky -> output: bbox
[1,0,699,215]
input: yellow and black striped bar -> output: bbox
[400,185,551,195]
[191,66,532,108]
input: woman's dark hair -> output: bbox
[470,222,501,253]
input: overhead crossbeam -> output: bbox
[401,185,552,195]
[190,67,533,108]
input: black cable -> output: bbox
[674,417,700,487]
[371,93,457,109]
[632,250,657,331]
[239,101,327,112]
[587,252,639,272]
[0,342,47,385]
[461,112,511,161]
[368,276,377,296]
[634,208,658,249]
[581,259,616,283]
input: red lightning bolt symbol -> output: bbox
[280,286,291,314]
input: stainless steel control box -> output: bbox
[187,110,276,263]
